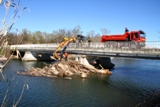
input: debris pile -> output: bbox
[17,60,112,79]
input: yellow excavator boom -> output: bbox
[53,37,76,60]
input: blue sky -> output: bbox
[1,0,160,41]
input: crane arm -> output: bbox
[53,37,76,60]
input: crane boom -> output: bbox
[53,37,76,60]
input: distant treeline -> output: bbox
[1,26,109,45]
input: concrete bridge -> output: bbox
[10,41,160,60]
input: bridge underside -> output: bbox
[13,50,116,69]
[13,49,160,61]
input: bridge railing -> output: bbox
[145,41,160,48]
[10,43,59,50]
[68,41,160,49]
[10,41,160,54]
[67,41,160,54]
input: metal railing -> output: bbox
[10,41,160,54]
[76,41,160,49]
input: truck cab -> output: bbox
[129,30,146,42]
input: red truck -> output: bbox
[100,28,146,48]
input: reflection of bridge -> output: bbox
[10,41,160,60]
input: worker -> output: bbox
[125,28,129,33]
[60,52,63,61]
[88,39,91,48]
[64,52,68,61]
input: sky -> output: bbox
[0,0,160,41]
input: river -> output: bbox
[0,58,160,107]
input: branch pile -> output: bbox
[17,60,112,79]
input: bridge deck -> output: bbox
[10,42,160,60]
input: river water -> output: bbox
[0,58,160,107]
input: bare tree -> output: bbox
[92,33,101,42]
[52,29,65,43]
[87,30,95,42]
[72,25,83,36]
[43,32,53,43]
[101,28,110,35]
[32,31,45,43]
[21,29,31,44]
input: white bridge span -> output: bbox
[10,41,160,60]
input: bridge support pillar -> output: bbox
[74,55,115,69]
[75,55,93,66]
[86,56,115,69]
[97,57,115,69]
[79,55,92,66]
[22,51,37,61]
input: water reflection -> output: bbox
[21,61,38,68]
